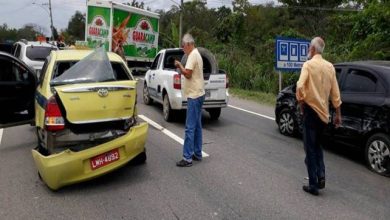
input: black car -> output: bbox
[275,61,390,176]
[0,51,37,125]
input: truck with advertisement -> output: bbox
[85,0,159,72]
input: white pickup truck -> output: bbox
[143,47,229,121]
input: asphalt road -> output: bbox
[0,80,389,220]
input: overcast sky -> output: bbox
[0,0,274,36]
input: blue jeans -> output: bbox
[183,95,205,162]
[303,104,326,189]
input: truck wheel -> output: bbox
[163,94,174,122]
[208,108,221,120]
[143,83,152,105]
[365,133,390,176]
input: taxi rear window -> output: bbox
[52,61,131,83]
[50,49,132,86]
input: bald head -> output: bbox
[311,37,325,54]
[308,37,325,59]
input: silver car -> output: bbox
[12,40,57,76]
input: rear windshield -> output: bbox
[26,46,56,61]
[50,48,132,86]
[51,61,131,85]
[169,51,213,76]
[164,51,184,70]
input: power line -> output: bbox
[281,5,362,12]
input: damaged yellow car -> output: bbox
[0,49,148,190]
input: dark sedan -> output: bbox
[275,61,390,176]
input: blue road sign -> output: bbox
[275,37,310,71]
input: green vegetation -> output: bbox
[157,0,389,96]
[230,88,276,106]
[0,0,388,99]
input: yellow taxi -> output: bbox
[0,49,148,190]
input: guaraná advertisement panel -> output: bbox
[112,8,158,60]
[86,6,111,51]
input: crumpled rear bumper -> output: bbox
[32,122,148,190]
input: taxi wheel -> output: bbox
[163,94,174,122]
[131,151,147,165]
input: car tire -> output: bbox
[36,128,50,156]
[163,94,174,122]
[277,108,297,136]
[143,83,153,105]
[365,133,390,176]
[207,108,221,120]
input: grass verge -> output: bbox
[229,88,276,106]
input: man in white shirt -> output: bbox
[174,33,205,167]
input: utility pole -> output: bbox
[32,1,54,40]
[48,0,54,41]
[179,0,183,47]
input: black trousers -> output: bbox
[303,104,326,189]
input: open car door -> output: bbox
[0,52,36,128]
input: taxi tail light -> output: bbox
[45,96,65,131]
[173,74,181,89]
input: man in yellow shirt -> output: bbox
[175,33,205,167]
[296,37,342,195]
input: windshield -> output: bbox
[51,48,131,86]
[26,46,56,61]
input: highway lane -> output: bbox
[0,81,388,219]
[135,80,389,219]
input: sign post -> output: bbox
[275,37,310,91]
[279,71,282,92]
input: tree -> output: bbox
[279,0,346,35]
[17,24,44,40]
[66,11,85,42]
[181,0,217,46]
[213,6,234,43]
[0,23,18,42]
[52,26,59,41]
[232,0,250,13]
[347,1,390,59]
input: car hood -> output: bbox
[54,81,137,124]
[281,84,296,94]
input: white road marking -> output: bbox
[138,115,209,157]
[0,129,3,146]
[228,105,275,121]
